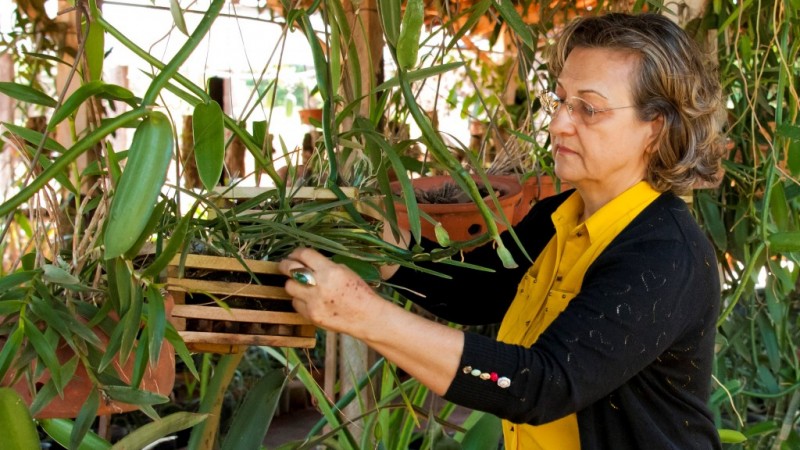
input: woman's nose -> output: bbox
[548,104,575,135]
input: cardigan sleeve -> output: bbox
[442,200,720,425]
[387,192,566,325]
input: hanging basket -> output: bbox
[167,254,316,354]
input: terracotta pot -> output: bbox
[391,175,523,243]
[512,175,572,224]
[299,108,323,126]
[6,296,176,419]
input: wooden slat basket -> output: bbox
[167,254,315,354]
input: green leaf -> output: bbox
[140,203,195,280]
[377,0,401,46]
[375,62,464,92]
[169,0,189,35]
[193,100,225,191]
[718,428,747,444]
[695,191,727,251]
[22,317,62,392]
[104,111,174,259]
[1,123,67,154]
[0,387,41,450]
[302,13,329,101]
[165,324,198,379]
[396,0,424,70]
[0,82,57,107]
[40,418,111,450]
[71,388,100,450]
[768,231,800,252]
[49,81,135,130]
[102,385,169,405]
[84,19,104,81]
[123,198,168,260]
[41,264,80,286]
[146,286,166,366]
[0,270,38,293]
[0,325,23,382]
[110,412,206,450]
[491,0,535,51]
[119,286,144,366]
[776,123,800,141]
[220,368,289,450]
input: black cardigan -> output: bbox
[391,191,722,450]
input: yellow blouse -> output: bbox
[497,181,661,450]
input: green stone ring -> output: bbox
[290,267,317,286]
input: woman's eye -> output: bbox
[578,102,596,116]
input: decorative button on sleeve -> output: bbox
[461,365,512,389]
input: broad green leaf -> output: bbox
[0,82,56,107]
[104,111,174,259]
[718,428,747,444]
[40,418,111,450]
[220,368,289,450]
[192,100,225,191]
[41,264,80,286]
[768,231,800,252]
[0,388,41,450]
[84,19,104,81]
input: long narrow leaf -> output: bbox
[0,82,56,107]
[220,368,291,450]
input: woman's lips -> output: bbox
[555,144,577,156]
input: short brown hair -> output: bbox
[547,13,725,194]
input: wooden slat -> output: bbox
[167,278,290,300]
[179,331,316,348]
[169,254,282,275]
[172,304,311,325]
[212,185,358,201]
[185,342,247,354]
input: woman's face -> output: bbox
[549,47,662,199]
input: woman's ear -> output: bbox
[645,115,665,153]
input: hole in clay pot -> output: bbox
[468,224,483,235]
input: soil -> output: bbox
[414,182,503,204]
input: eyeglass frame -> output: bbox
[538,91,636,125]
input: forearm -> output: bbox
[357,298,464,396]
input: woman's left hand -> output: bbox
[278,247,383,337]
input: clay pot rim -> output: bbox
[390,175,523,213]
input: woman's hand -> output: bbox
[278,247,384,337]
[279,247,464,396]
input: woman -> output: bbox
[279,12,725,450]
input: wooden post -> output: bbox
[329,0,384,438]
[0,53,15,200]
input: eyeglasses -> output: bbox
[538,91,635,126]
